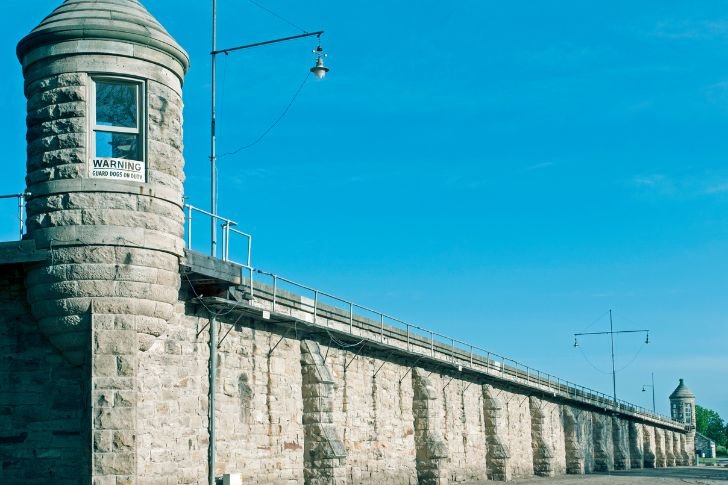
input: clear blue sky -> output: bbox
[2,0,727,419]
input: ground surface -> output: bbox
[467,467,728,484]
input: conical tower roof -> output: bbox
[17,0,189,72]
[669,378,695,400]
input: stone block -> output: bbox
[95,331,137,355]
[94,452,135,476]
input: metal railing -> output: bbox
[0,193,25,240]
[183,203,682,429]
[184,203,254,292]
[246,269,680,428]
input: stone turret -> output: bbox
[17,0,189,364]
[17,0,188,481]
[669,378,696,427]
[669,378,697,465]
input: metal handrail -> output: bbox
[185,203,252,265]
[182,202,682,428]
[0,193,25,240]
[245,268,680,427]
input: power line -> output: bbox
[246,0,308,33]
[218,72,310,158]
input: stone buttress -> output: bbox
[482,384,512,481]
[529,397,555,476]
[300,340,346,484]
[561,407,585,474]
[412,368,449,485]
[16,0,189,482]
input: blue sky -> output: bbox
[2,0,727,418]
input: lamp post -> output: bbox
[573,309,650,405]
[208,3,328,484]
[210,0,328,256]
[642,372,656,413]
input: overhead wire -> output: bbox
[245,0,308,33]
[218,71,311,158]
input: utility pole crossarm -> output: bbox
[572,310,651,406]
[213,31,325,55]
[574,329,649,337]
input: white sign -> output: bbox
[90,158,145,182]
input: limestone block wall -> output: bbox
[529,397,566,477]
[643,425,657,468]
[612,417,630,470]
[592,413,614,472]
[1,277,694,484]
[437,374,487,483]
[328,349,417,484]
[665,430,676,467]
[628,421,644,469]
[0,268,87,484]
[562,407,585,474]
[482,384,511,481]
[135,304,208,484]
[655,427,667,467]
[495,387,534,478]
[411,369,449,484]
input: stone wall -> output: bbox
[0,266,87,484]
[0,275,694,484]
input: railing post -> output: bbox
[470,345,473,368]
[186,205,193,249]
[272,275,278,313]
[313,290,318,325]
[380,314,384,342]
[406,325,410,352]
[349,302,353,334]
[18,194,24,240]
[247,235,252,267]
[451,338,455,363]
[430,331,434,357]
[249,267,254,298]
[223,222,231,261]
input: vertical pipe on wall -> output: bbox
[208,314,217,485]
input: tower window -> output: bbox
[91,78,145,163]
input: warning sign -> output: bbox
[90,158,145,182]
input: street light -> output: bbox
[310,45,329,79]
[210,0,328,256]
[642,372,656,413]
[208,3,328,484]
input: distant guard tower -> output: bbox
[669,379,698,463]
[16,0,188,482]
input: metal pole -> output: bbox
[609,309,617,404]
[187,205,193,249]
[208,314,217,485]
[18,194,24,239]
[210,0,218,258]
[651,372,656,413]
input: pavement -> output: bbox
[466,467,728,484]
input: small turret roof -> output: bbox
[669,378,696,399]
[17,0,189,72]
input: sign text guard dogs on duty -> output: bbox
[90,158,146,182]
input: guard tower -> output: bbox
[669,378,696,427]
[16,0,189,482]
[669,378,697,465]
